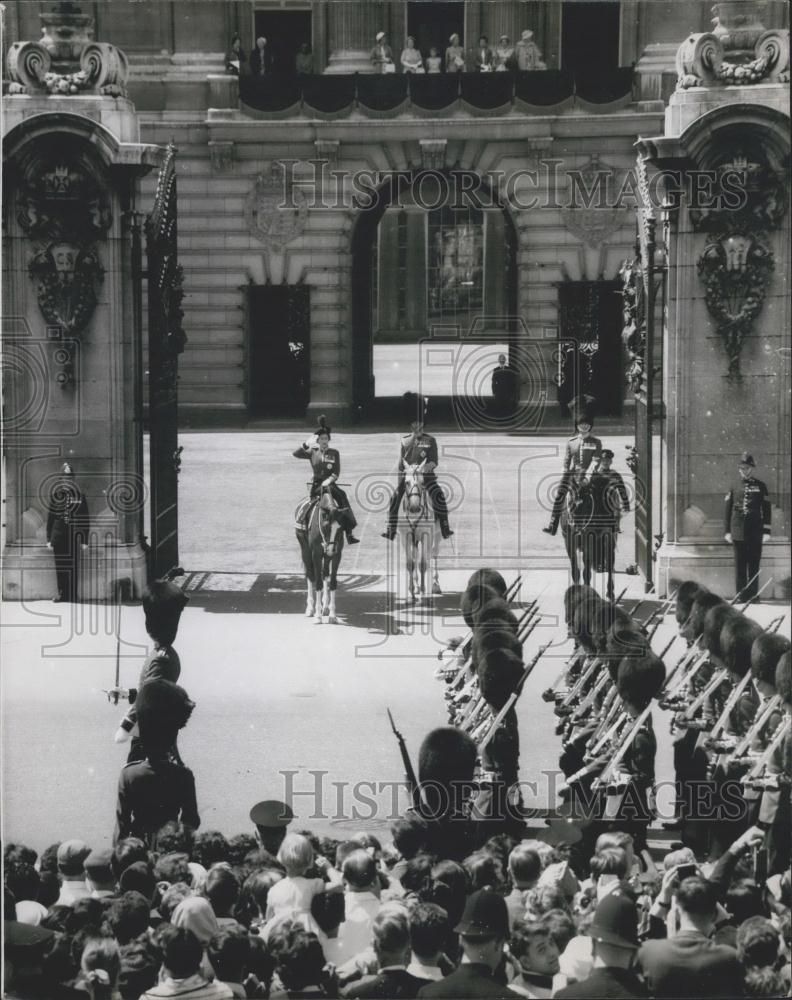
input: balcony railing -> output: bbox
[239,68,635,117]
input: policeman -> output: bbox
[724,452,771,601]
[382,392,453,541]
[46,462,90,603]
[249,799,294,855]
[293,416,359,544]
[490,353,518,416]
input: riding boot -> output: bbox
[440,518,454,540]
[382,483,403,540]
[337,507,360,543]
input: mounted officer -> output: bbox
[382,392,453,541]
[46,462,90,603]
[293,416,360,545]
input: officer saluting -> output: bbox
[46,462,90,603]
[724,452,771,601]
[293,415,360,544]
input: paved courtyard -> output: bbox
[3,431,786,854]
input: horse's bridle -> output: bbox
[403,463,430,536]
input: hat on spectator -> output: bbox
[537,860,579,901]
[454,888,509,939]
[536,818,583,848]
[58,840,91,876]
[521,30,534,40]
[375,31,385,41]
[84,848,114,882]
[61,462,75,476]
[739,452,756,466]
[249,800,294,829]
[601,448,615,460]
[588,891,639,950]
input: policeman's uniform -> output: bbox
[724,452,771,600]
[46,464,90,602]
[250,799,294,854]
[583,455,630,600]
[293,439,358,538]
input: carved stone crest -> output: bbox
[29,241,104,336]
[245,162,308,250]
[561,157,631,249]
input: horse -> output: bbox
[397,462,441,602]
[561,473,615,599]
[296,486,344,623]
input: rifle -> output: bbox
[592,702,654,791]
[741,717,791,790]
[477,640,557,753]
[387,708,421,809]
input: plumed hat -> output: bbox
[314,414,331,438]
[478,647,523,712]
[569,394,596,427]
[751,631,791,686]
[616,651,665,710]
[142,578,189,646]
[418,727,477,786]
[720,614,763,677]
[775,651,791,704]
[675,581,708,628]
[466,568,508,599]
[403,391,429,425]
[461,584,500,630]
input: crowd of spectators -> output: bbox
[4,815,791,998]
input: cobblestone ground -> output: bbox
[2,432,785,851]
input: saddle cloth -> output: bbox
[294,496,314,530]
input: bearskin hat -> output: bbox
[603,620,648,664]
[461,584,500,630]
[751,632,791,687]
[571,596,612,654]
[683,592,725,642]
[675,581,708,628]
[478,646,524,712]
[403,391,429,426]
[418,727,477,786]
[135,679,195,748]
[703,603,741,661]
[569,394,596,428]
[720,614,763,678]
[473,626,523,665]
[142,578,189,646]
[466,568,508,599]
[563,585,602,629]
[474,597,517,630]
[616,651,666,711]
[775,651,791,705]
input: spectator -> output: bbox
[56,840,92,906]
[407,903,450,983]
[343,905,425,998]
[107,891,151,946]
[426,47,442,74]
[263,833,330,939]
[269,922,330,998]
[417,888,520,997]
[194,832,231,869]
[243,868,283,930]
[84,849,118,901]
[172,895,221,947]
[312,887,346,964]
[509,918,560,998]
[224,34,246,76]
[112,838,149,882]
[80,936,122,1000]
[249,37,272,78]
[737,915,790,997]
[555,892,646,999]
[204,865,241,927]
[335,849,382,964]
[119,935,161,1000]
[118,862,157,915]
[474,36,494,72]
[295,42,313,74]
[208,926,253,998]
[39,842,62,876]
[160,882,194,922]
[155,821,195,858]
[638,876,741,998]
[6,862,47,925]
[141,924,233,999]
[505,846,541,930]
[445,34,465,73]
[155,852,193,889]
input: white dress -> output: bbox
[263,875,326,943]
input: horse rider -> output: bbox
[293,416,360,544]
[382,392,454,541]
[544,395,602,522]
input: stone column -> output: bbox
[325,0,380,74]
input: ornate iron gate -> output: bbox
[146,143,185,579]
[621,155,659,590]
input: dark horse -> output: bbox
[296,487,344,623]
[562,474,615,599]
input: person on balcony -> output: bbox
[401,36,425,74]
[445,34,466,73]
[224,35,246,76]
[514,29,546,71]
[295,42,313,75]
[474,35,494,72]
[494,34,515,71]
[371,31,395,73]
[426,47,442,74]
[250,36,273,77]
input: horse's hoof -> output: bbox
[305,607,314,617]
[314,615,323,624]
[432,582,442,595]
[328,615,338,624]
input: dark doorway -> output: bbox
[407,2,465,59]
[247,285,310,417]
[557,281,623,416]
[253,10,312,75]
[561,2,621,76]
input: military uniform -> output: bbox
[114,753,200,846]
[581,461,630,600]
[46,467,90,602]
[724,456,771,601]
[386,430,451,535]
[293,442,357,536]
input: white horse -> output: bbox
[397,461,441,602]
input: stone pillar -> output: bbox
[2,8,160,600]
[650,5,790,599]
[306,235,354,422]
[325,0,380,74]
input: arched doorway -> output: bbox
[351,171,517,419]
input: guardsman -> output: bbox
[249,799,295,855]
[755,651,791,875]
[724,452,772,601]
[543,397,602,580]
[382,392,453,541]
[293,415,360,544]
[583,449,631,601]
[46,462,90,603]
